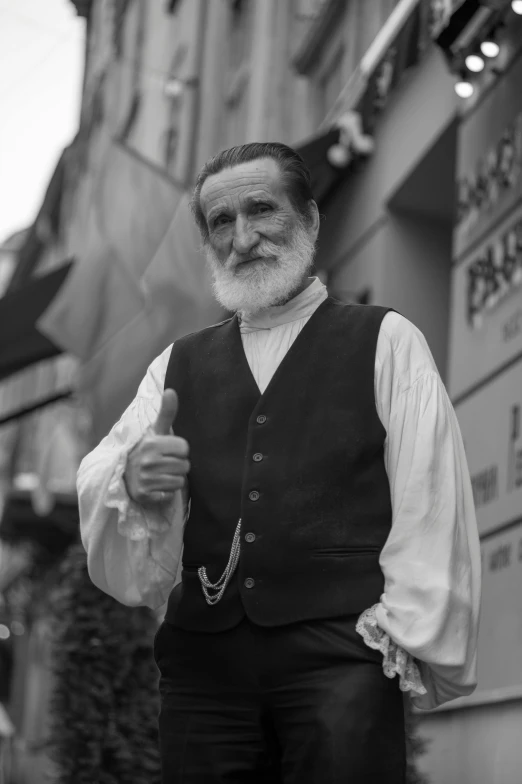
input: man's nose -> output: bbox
[232,216,258,255]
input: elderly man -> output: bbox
[78,142,481,783]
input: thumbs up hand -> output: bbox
[153,388,178,436]
[124,389,190,508]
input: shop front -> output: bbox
[419,16,522,783]
[315,1,522,781]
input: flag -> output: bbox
[79,194,221,441]
[38,134,184,360]
[37,137,221,440]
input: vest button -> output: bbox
[244,578,255,589]
[245,532,256,543]
[248,490,260,502]
[253,453,263,462]
[256,414,267,424]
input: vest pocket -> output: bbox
[310,547,381,557]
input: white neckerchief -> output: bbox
[238,277,328,334]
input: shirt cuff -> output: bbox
[106,440,174,541]
[356,605,427,697]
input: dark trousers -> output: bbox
[154,614,406,783]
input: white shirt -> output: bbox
[77,277,481,711]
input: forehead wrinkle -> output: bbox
[205,190,278,222]
[200,160,288,219]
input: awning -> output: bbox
[0,490,78,556]
[0,541,32,594]
[0,261,73,384]
[296,128,343,208]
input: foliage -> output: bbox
[405,696,431,784]
[46,544,161,784]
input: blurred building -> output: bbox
[0,230,29,298]
[0,150,85,782]
[1,0,522,782]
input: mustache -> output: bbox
[227,241,281,268]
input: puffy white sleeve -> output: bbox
[77,344,188,610]
[356,312,481,711]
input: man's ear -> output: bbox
[308,200,320,240]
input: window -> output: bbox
[112,0,131,57]
[317,43,345,123]
[219,0,253,148]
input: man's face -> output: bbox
[199,158,318,315]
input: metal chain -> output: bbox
[198,519,242,605]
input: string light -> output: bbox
[465,53,485,72]
[455,79,474,98]
[512,1,522,15]
[480,39,500,58]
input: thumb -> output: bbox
[153,389,178,435]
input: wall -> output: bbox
[419,700,522,784]
[416,24,522,784]
[316,44,458,269]
[323,39,457,374]
[381,213,452,377]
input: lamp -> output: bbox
[454,77,474,98]
[163,75,199,100]
[465,53,485,72]
[480,28,500,58]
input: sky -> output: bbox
[0,0,85,244]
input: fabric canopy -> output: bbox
[0,489,78,555]
[296,128,343,208]
[0,261,73,383]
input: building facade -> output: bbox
[299,2,522,783]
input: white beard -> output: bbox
[205,222,316,316]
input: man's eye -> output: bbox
[253,203,272,215]
[214,215,231,227]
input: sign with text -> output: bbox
[455,361,522,538]
[448,200,522,400]
[454,53,522,260]
[472,522,522,697]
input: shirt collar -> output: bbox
[239,277,328,333]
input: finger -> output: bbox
[153,389,178,436]
[144,475,186,493]
[140,455,189,473]
[149,457,190,474]
[145,489,177,506]
[154,435,190,458]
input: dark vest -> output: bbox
[164,297,393,631]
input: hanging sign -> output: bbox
[448,201,522,401]
[456,114,522,258]
[454,52,522,259]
